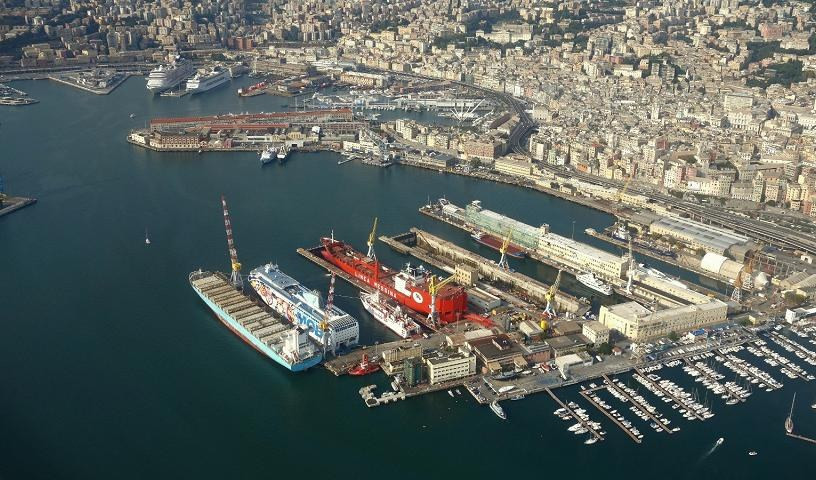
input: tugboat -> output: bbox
[277,144,290,163]
[260,146,274,165]
[348,354,380,376]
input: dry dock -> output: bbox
[380,228,585,315]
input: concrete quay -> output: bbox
[0,196,37,218]
[48,72,132,95]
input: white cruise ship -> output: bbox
[249,263,359,354]
[146,57,195,93]
[186,66,230,94]
[576,272,614,296]
[360,291,421,338]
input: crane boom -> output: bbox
[367,217,378,259]
[221,195,243,289]
[498,228,513,271]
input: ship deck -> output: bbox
[191,272,291,347]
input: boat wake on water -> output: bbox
[699,437,725,461]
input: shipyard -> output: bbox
[8,0,816,474]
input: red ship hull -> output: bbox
[320,237,467,324]
[471,232,526,258]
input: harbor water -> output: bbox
[1,77,814,479]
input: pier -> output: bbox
[603,374,674,433]
[786,432,816,445]
[578,387,641,443]
[545,388,604,442]
[0,196,37,218]
[633,368,707,421]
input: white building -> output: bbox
[426,351,476,384]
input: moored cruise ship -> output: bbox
[249,263,359,354]
[186,66,230,94]
[146,57,195,93]
[189,270,322,372]
[360,291,421,338]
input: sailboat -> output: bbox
[145,228,151,245]
[785,393,795,434]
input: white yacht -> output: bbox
[576,272,613,295]
[186,66,230,94]
[146,57,194,93]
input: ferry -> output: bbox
[490,401,506,420]
[360,291,421,338]
[576,272,613,296]
[248,263,359,354]
[146,57,194,93]
[186,66,230,94]
[189,270,321,372]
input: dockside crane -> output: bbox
[617,174,634,204]
[221,195,243,290]
[367,217,378,260]
[731,255,755,303]
[626,236,635,294]
[427,274,456,326]
[497,229,514,271]
[544,269,562,321]
[320,273,336,355]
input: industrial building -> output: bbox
[647,215,750,255]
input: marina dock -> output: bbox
[603,374,674,433]
[633,368,707,421]
[545,388,604,442]
[579,390,640,443]
[682,358,745,403]
[787,432,816,445]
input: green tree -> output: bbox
[667,331,680,342]
[597,342,612,355]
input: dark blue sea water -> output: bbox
[1,77,814,479]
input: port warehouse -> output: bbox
[441,200,628,282]
[130,108,365,150]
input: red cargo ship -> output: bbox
[237,81,267,97]
[470,231,526,258]
[320,237,467,324]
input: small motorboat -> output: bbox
[748,451,758,456]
